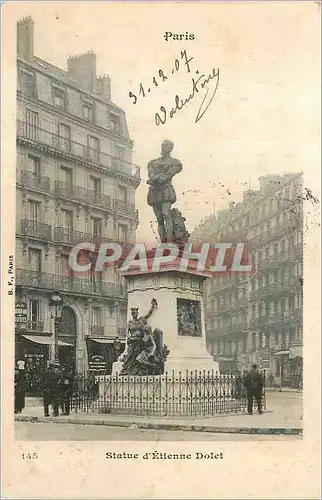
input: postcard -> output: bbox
[1,1,321,499]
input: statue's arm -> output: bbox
[158,160,183,183]
[144,298,157,319]
[147,163,161,183]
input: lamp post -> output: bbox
[49,291,64,365]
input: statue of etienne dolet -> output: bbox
[147,140,189,244]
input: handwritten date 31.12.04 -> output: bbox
[128,50,220,124]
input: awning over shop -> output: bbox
[22,335,73,347]
[289,345,303,359]
[273,350,289,356]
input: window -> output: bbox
[114,146,125,172]
[110,114,121,134]
[28,200,40,221]
[88,135,99,161]
[25,110,38,140]
[92,307,102,326]
[28,248,41,272]
[61,254,73,277]
[91,217,102,240]
[82,101,93,121]
[90,176,101,194]
[60,165,73,185]
[58,124,71,152]
[61,209,73,232]
[118,186,127,202]
[20,70,36,97]
[29,299,41,323]
[53,86,65,108]
[28,155,41,175]
[118,224,128,244]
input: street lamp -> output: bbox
[49,291,64,365]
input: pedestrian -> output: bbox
[42,363,60,417]
[243,364,264,415]
[14,368,26,414]
[59,368,73,416]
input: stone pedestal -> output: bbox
[114,262,218,374]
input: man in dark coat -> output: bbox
[14,368,26,414]
[59,368,74,416]
[243,364,264,415]
[42,364,60,417]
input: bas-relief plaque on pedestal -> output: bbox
[177,298,202,337]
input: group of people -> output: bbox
[14,362,74,417]
[42,363,74,417]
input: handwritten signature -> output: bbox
[155,67,220,125]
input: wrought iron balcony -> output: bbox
[17,120,141,182]
[91,325,105,336]
[26,320,44,332]
[18,170,51,192]
[20,219,52,240]
[114,199,137,217]
[251,308,302,328]
[210,323,248,335]
[54,180,112,209]
[53,227,113,247]
[16,269,127,299]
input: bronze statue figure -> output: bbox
[147,140,184,243]
[119,298,169,375]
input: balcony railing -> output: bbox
[20,219,52,240]
[17,120,140,181]
[250,277,299,300]
[91,325,105,336]
[251,309,303,328]
[114,199,137,217]
[209,324,247,335]
[16,269,126,298]
[18,170,51,192]
[53,227,113,247]
[54,180,112,210]
[26,320,44,332]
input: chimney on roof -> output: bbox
[67,51,97,92]
[17,17,34,62]
[97,75,111,101]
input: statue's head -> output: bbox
[131,307,139,319]
[161,140,174,155]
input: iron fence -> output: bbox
[70,371,266,417]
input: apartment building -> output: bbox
[15,17,141,384]
[191,173,303,386]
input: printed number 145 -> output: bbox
[22,453,38,459]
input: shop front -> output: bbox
[86,338,125,375]
[19,334,73,394]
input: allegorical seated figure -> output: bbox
[119,299,170,376]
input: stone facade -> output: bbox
[15,17,140,378]
[191,173,303,385]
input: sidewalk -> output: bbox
[15,396,303,435]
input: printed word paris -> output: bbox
[164,32,195,41]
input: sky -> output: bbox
[6,1,321,243]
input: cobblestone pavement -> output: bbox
[15,422,302,441]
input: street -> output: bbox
[15,422,301,441]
